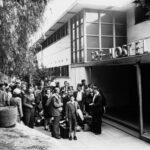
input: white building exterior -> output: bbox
[34,0,150,141]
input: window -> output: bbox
[85,10,126,62]
[61,65,69,77]
[101,37,113,48]
[51,65,69,77]
[86,23,99,35]
[101,13,113,23]
[86,12,98,22]
[71,10,127,63]
[41,23,68,50]
[115,12,126,24]
[71,12,84,64]
[101,24,113,35]
[115,24,126,36]
[87,36,99,48]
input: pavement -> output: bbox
[0,123,61,150]
[0,123,150,150]
[35,123,150,150]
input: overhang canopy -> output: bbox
[37,0,134,44]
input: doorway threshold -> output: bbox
[103,116,140,138]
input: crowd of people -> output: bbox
[0,78,106,140]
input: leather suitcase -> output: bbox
[59,121,69,139]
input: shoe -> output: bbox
[54,136,61,139]
[73,136,77,140]
[95,132,101,135]
[69,136,72,140]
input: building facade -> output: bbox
[35,0,150,142]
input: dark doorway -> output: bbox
[91,65,140,131]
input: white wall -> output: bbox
[127,5,150,43]
[70,67,90,89]
[36,35,71,68]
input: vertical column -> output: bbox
[113,14,116,48]
[99,12,101,51]
[83,10,87,62]
[136,63,143,135]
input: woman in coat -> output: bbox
[23,85,35,128]
[89,86,106,134]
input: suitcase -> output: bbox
[59,121,69,139]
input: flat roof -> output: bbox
[34,0,134,46]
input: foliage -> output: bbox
[0,0,47,79]
[134,0,150,18]
[32,66,54,85]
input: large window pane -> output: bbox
[116,37,127,47]
[73,29,75,40]
[72,52,75,63]
[101,36,113,48]
[115,25,126,36]
[100,13,113,23]
[101,24,113,35]
[76,26,79,38]
[80,17,83,24]
[80,12,83,24]
[81,37,84,49]
[73,41,75,51]
[77,38,80,50]
[86,23,99,35]
[81,50,84,62]
[87,36,99,48]
[115,12,126,24]
[77,51,80,62]
[86,12,98,22]
[81,24,84,36]
[76,17,79,26]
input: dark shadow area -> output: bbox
[91,65,140,131]
[141,64,150,134]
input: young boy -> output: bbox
[65,95,79,140]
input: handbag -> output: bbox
[76,108,84,121]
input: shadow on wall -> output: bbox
[91,65,138,108]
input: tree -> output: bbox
[134,0,150,18]
[0,0,48,81]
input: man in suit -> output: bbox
[51,87,63,139]
[73,84,85,112]
[60,81,69,94]
[89,86,106,134]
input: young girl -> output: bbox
[66,95,79,140]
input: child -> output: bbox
[65,95,79,140]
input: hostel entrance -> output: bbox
[91,65,140,133]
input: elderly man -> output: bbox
[50,87,63,139]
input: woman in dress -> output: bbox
[23,85,35,128]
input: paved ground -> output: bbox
[0,123,150,150]
[35,123,150,150]
[0,123,60,150]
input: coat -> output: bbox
[92,94,104,115]
[50,94,63,117]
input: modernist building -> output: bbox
[35,0,150,142]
